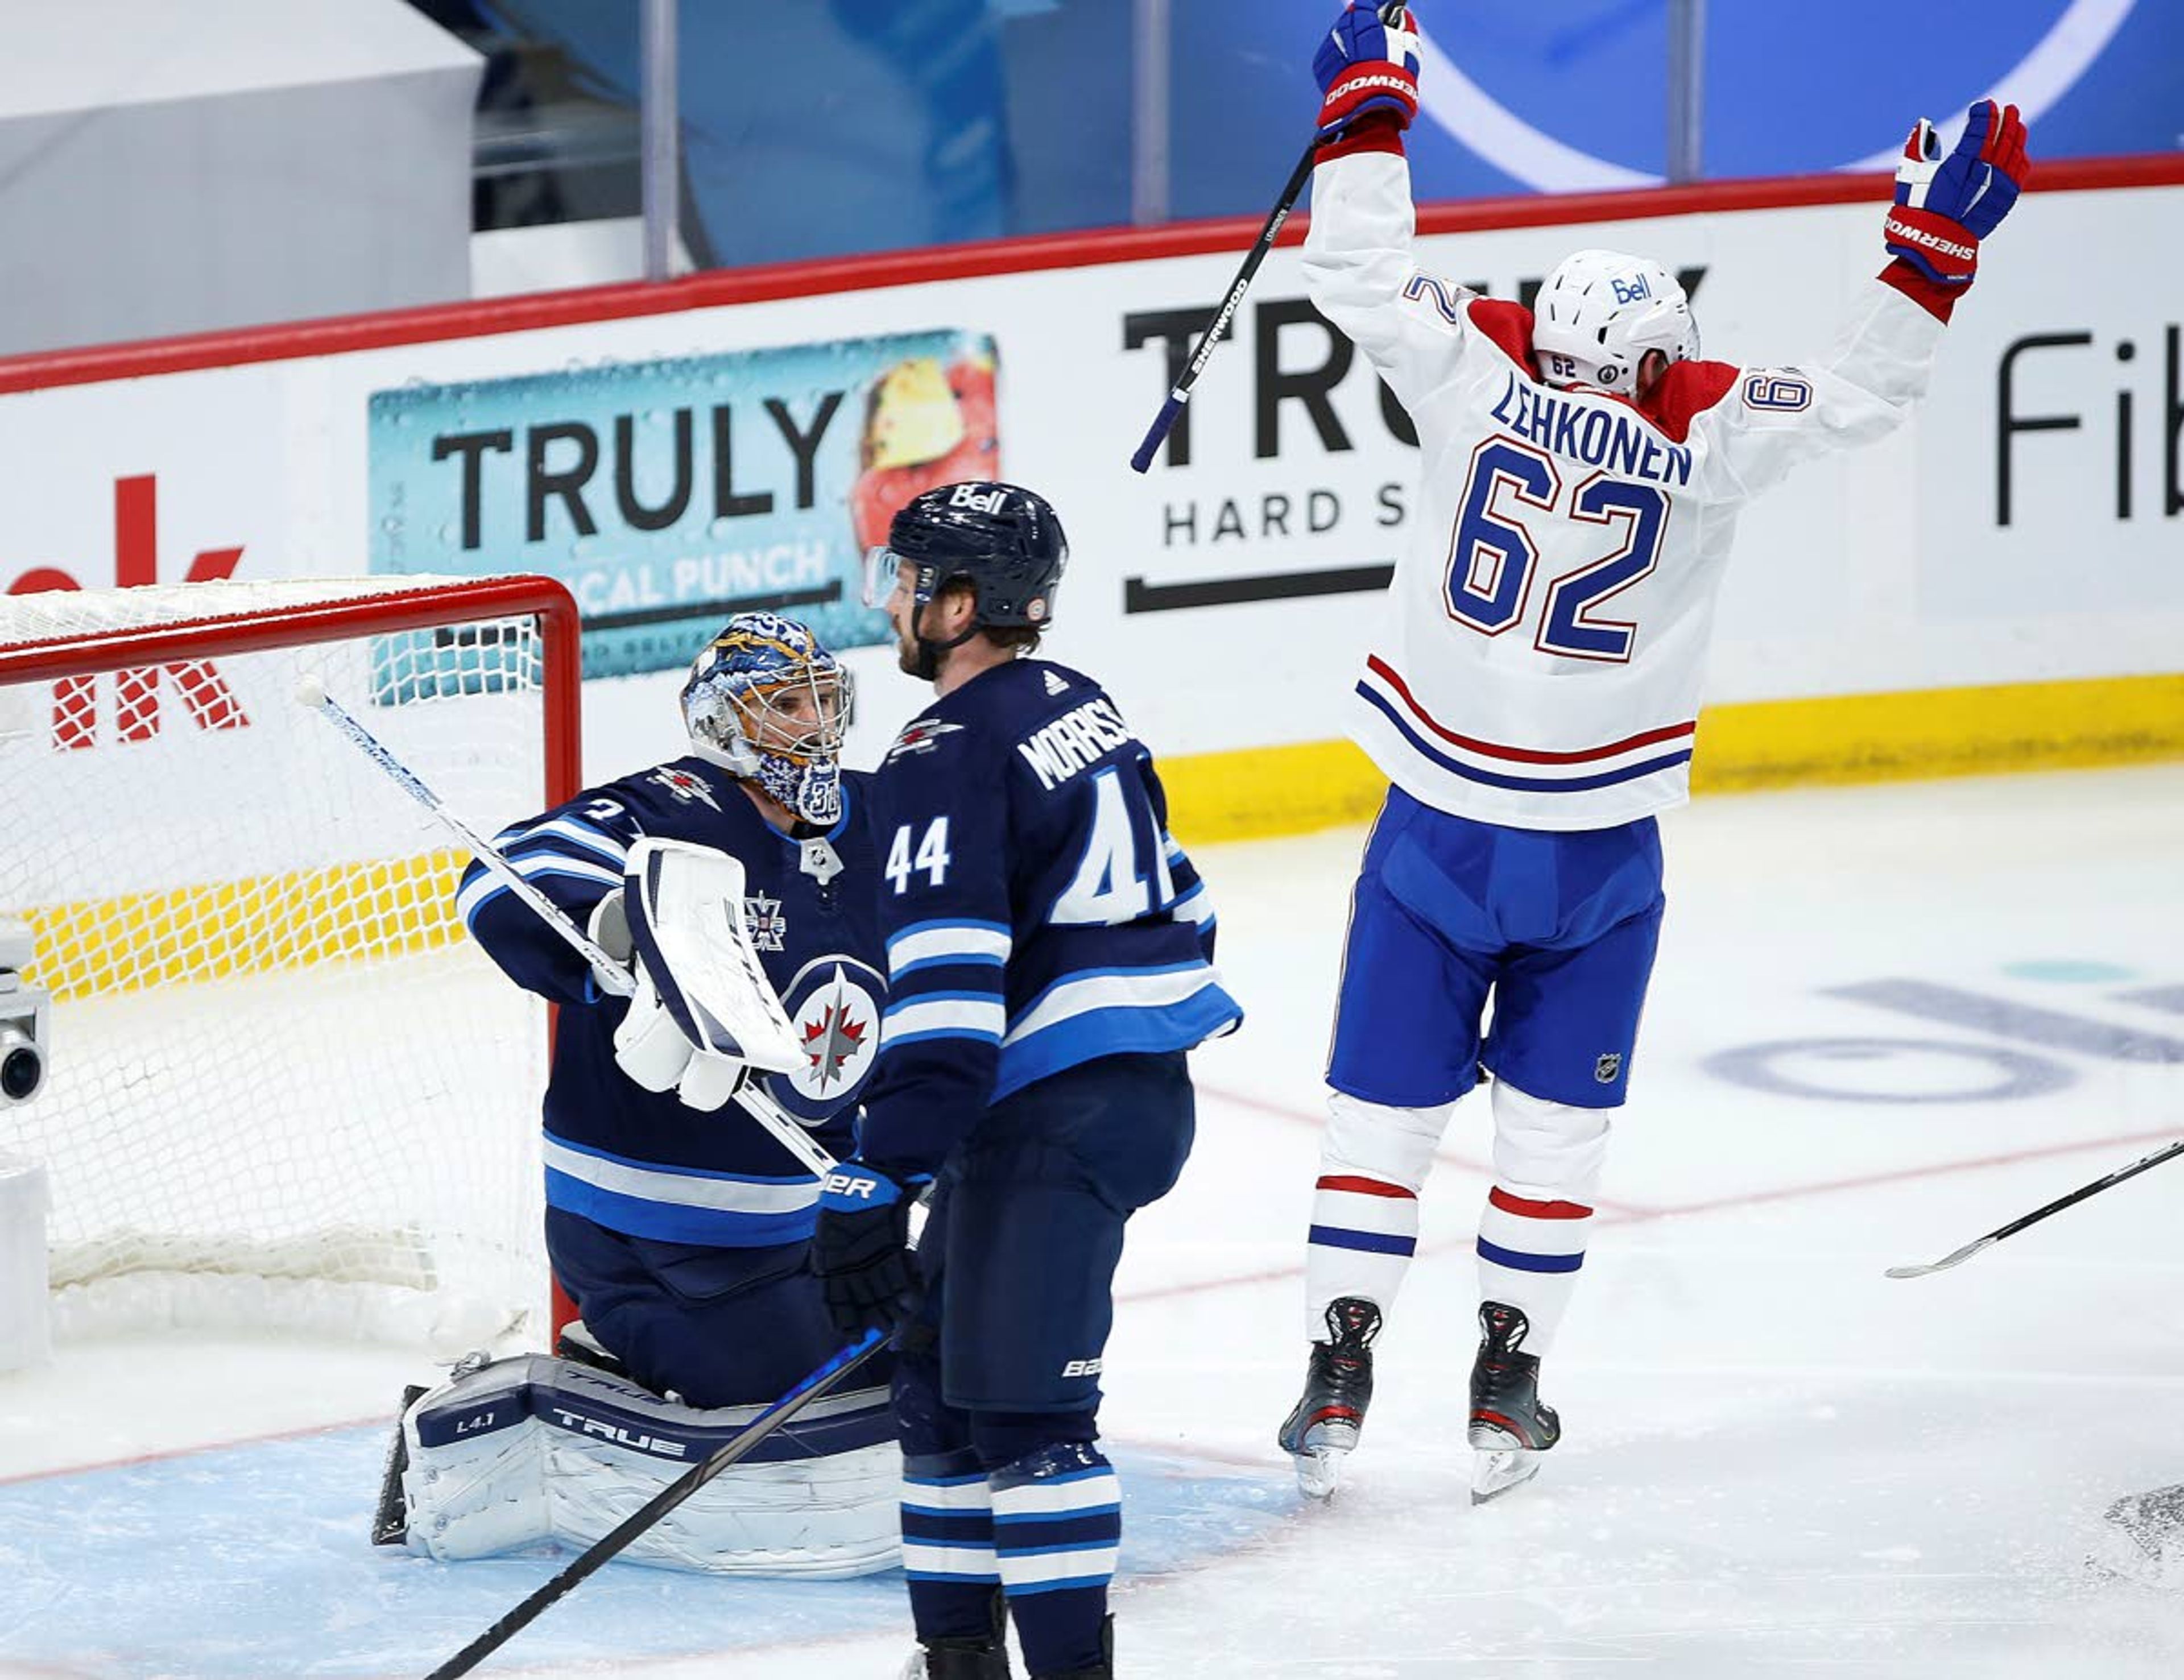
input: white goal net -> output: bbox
[0,575,581,1346]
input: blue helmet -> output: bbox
[679,613,853,825]
[864,481,1068,677]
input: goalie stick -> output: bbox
[1885,1136,2184,1279]
[295,675,834,1180]
[420,1325,892,1680]
[1128,1,1409,473]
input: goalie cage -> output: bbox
[0,574,581,1347]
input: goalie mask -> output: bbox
[680,614,853,825]
[1531,249,1699,395]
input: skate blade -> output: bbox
[1290,1446,1349,1501]
[1471,1446,1542,1506]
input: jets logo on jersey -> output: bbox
[886,718,965,763]
[801,995,872,1091]
[742,891,787,953]
[647,766,721,809]
[765,956,886,1121]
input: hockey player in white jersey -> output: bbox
[1277,2,2031,1502]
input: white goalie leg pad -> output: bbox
[400,1355,899,1576]
[1304,1091,1457,1339]
[1476,1081,1611,1359]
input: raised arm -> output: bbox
[1682,101,2032,502]
[1300,5,1475,410]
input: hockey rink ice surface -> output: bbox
[6,762,2184,1678]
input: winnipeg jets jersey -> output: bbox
[458,758,883,1248]
[1305,148,1954,831]
[859,659,1243,1173]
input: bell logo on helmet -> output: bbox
[948,483,1006,515]
[1611,274,1653,306]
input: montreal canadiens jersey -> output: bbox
[1304,147,1955,831]
[457,758,884,1248]
[859,658,1243,1173]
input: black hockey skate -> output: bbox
[2089,1483,2184,1589]
[1468,1302,1560,1505]
[900,1590,1014,1679]
[1277,1297,1381,1499]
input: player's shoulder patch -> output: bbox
[643,763,723,810]
[1733,365,1815,414]
[883,716,967,764]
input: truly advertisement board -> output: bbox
[366,328,999,677]
[0,172,2179,779]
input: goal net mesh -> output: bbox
[0,577,570,1345]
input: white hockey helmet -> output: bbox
[1531,249,1699,394]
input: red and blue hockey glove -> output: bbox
[1314,3,1420,144]
[1884,100,2030,287]
[813,1162,926,1337]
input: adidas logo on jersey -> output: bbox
[1043,669,1070,696]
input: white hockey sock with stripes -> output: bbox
[1475,1184,1594,1356]
[1304,1091,1456,1338]
[1477,1081,1611,1359]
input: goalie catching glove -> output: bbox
[607,837,805,1112]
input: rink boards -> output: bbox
[0,159,2179,848]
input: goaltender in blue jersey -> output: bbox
[458,729,881,1262]
[375,614,899,1580]
[813,482,1242,1680]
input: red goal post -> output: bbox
[0,574,581,1346]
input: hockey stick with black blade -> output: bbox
[1128,2,1409,473]
[420,1326,892,1679]
[1884,1136,2184,1279]
[294,674,835,1179]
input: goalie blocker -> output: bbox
[377,1352,897,1575]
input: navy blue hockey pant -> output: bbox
[894,1050,1195,1670]
[546,1207,888,1413]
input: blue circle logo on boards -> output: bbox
[1410,0,2137,189]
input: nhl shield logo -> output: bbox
[1594,1052,1622,1085]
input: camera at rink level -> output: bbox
[0,919,50,1104]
